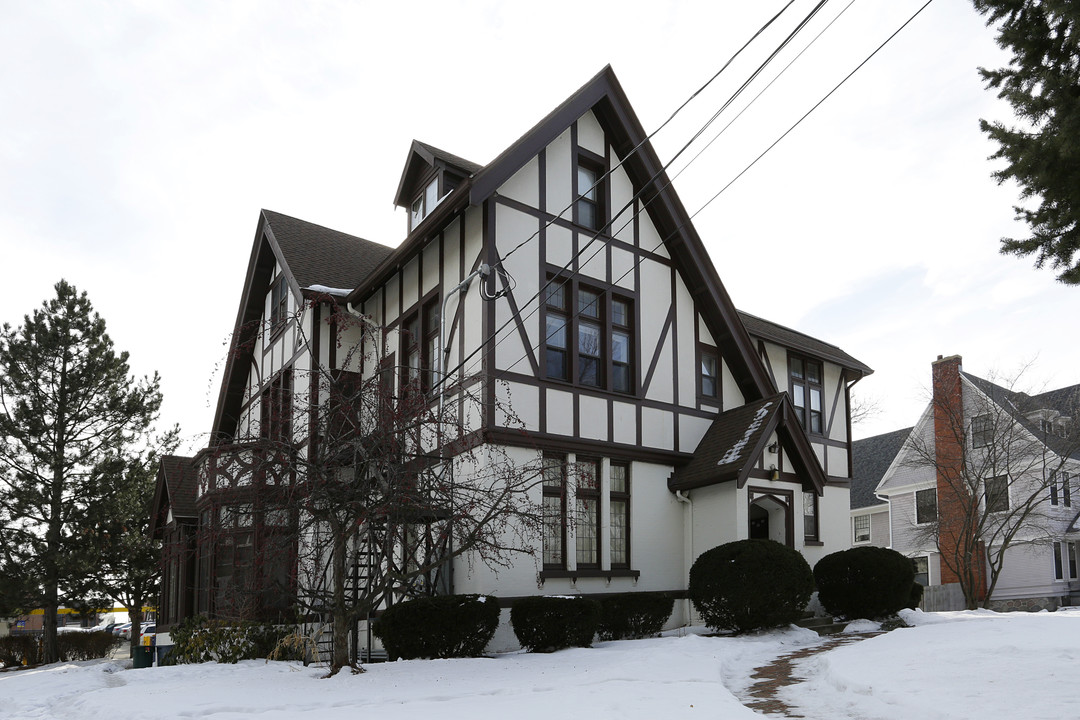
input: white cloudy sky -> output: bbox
[1,0,1077,451]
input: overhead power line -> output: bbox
[487,0,937,385]
[440,0,832,385]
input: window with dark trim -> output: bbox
[916,488,937,524]
[853,514,870,543]
[403,313,421,393]
[971,414,993,448]
[543,275,634,395]
[1051,469,1059,506]
[1065,472,1073,508]
[1069,542,1078,579]
[789,355,823,435]
[610,462,630,568]
[578,288,602,387]
[401,299,440,395]
[260,368,293,443]
[410,177,440,231]
[700,347,719,401]
[1054,541,1064,580]
[575,154,605,231]
[803,491,818,541]
[575,458,600,568]
[542,454,567,569]
[269,274,289,335]
[423,298,439,391]
[985,475,1009,513]
[912,556,929,586]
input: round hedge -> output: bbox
[372,594,500,660]
[813,546,915,619]
[688,539,814,633]
[510,596,599,652]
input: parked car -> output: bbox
[120,622,155,641]
[113,622,131,638]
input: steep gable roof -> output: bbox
[149,454,197,538]
[851,427,912,509]
[962,372,1080,460]
[349,65,778,401]
[263,210,393,292]
[669,393,826,493]
[347,64,851,489]
[210,210,392,441]
[739,311,872,378]
[393,140,484,209]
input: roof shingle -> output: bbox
[262,209,394,291]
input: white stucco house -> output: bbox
[853,355,1080,610]
[152,66,871,658]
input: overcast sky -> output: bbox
[2,0,1077,453]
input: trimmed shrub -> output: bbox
[813,546,915,620]
[0,635,40,668]
[167,615,297,664]
[596,593,674,641]
[510,596,600,652]
[58,630,121,661]
[0,630,119,668]
[372,594,500,660]
[907,581,925,610]
[688,539,815,634]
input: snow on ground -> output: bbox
[2,610,1078,720]
[780,608,1080,720]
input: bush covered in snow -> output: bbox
[688,539,814,633]
[511,596,599,652]
[372,594,500,660]
[813,546,915,619]
[596,592,674,641]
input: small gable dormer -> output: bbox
[394,140,482,233]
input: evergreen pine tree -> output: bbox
[974,1,1080,284]
[0,280,164,663]
[86,443,176,657]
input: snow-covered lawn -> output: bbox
[3,608,1078,720]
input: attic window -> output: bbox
[410,177,441,231]
[269,275,289,334]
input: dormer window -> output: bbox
[410,178,441,231]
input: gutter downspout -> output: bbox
[675,490,693,628]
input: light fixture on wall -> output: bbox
[767,442,779,454]
[768,464,780,482]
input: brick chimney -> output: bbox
[931,355,986,598]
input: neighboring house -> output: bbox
[850,427,908,553]
[151,66,870,657]
[861,355,1080,611]
[149,455,198,630]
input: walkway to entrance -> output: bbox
[738,632,882,717]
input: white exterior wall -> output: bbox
[452,445,688,652]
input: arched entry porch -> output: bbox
[747,488,794,547]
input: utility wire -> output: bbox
[440,0,831,386]
[488,0,937,385]
[490,0,801,270]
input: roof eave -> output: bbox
[346,184,474,306]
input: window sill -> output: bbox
[804,540,824,547]
[543,376,639,400]
[540,568,640,582]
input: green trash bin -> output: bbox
[133,645,153,668]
